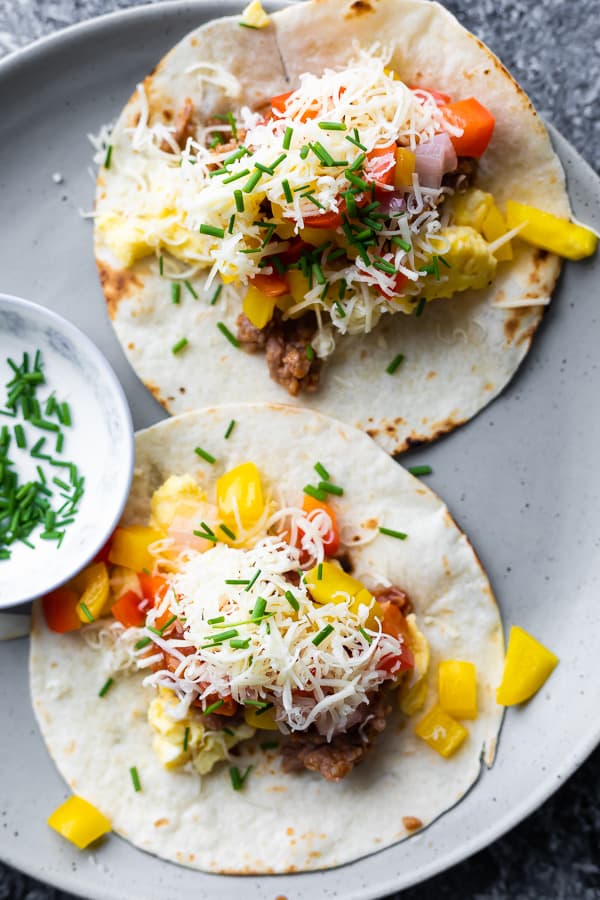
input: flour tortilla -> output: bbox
[95,0,569,455]
[31,404,504,873]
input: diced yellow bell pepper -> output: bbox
[414,705,468,758]
[481,204,513,261]
[299,227,338,247]
[240,0,270,28]
[496,625,558,706]
[304,562,382,627]
[221,273,238,285]
[506,201,598,260]
[73,562,110,623]
[286,269,311,306]
[398,613,430,715]
[108,525,164,573]
[216,462,264,528]
[244,705,279,731]
[242,284,277,329]
[47,795,111,849]
[394,148,416,188]
[438,660,478,719]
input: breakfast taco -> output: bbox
[93,0,595,454]
[31,404,503,872]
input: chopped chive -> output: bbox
[285,590,299,612]
[227,214,235,234]
[245,568,261,592]
[312,262,326,285]
[334,301,346,317]
[208,615,225,624]
[159,254,164,275]
[392,237,412,252]
[183,726,190,751]
[223,727,235,737]
[283,126,293,149]
[204,699,225,715]
[358,626,372,644]
[79,602,94,623]
[318,121,347,131]
[347,152,366,172]
[337,279,347,301]
[230,638,251,649]
[135,636,152,650]
[312,624,334,646]
[204,628,239,645]
[224,147,249,165]
[55,432,64,453]
[225,578,250,585]
[372,256,396,274]
[209,167,229,178]
[306,345,315,362]
[224,419,236,439]
[415,298,426,317]
[14,424,25,448]
[104,144,113,168]
[199,521,215,537]
[408,465,433,476]
[219,523,236,540]
[281,179,293,203]
[439,254,452,269]
[171,337,188,355]
[223,168,250,184]
[194,446,216,464]
[171,282,181,304]
[184,280,198,299]
[160,614,177,634]
[98,677,114,698]
[199,224,225,238]
[52,476,70,491]
[319,480,344,496]
[314,461,330,481]
[243,699,270,709]
[210,133,225,148]
[299,145,310,160]
[345,134,368,152]
[303,484,327,502]
[30,418,59,433]
[254,161,274,175]
[229,765,252,791]
[261,741,279,750]
[378,526,408,540]
[234,189,245,212]
[346,172,369,191]
[243,169,262,193]
[317,563,323,580]
[210,284,223,306]
[251,596,267,619]
[386,353,404,375]
[217,322,240,348]
[130,766,141,792]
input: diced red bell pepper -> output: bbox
[270,90,319,121]
[111,590,146,628]
[377,271,409,299]
[365,144,397,187]
[250,272,289,297]
[440,98,495,158]
[410,85,452,106]
[377,599,415,675]
[301,495,340,556]
[138,573,168,604]
[42,587,82,633]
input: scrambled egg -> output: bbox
[150,474,206,532]
[397,614,431,716]
[421,226,497,301]
[449,188,495,232]
[96,209,207,269]
[148,690,254,774]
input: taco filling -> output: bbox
[95,46,512,394]
[45,463,429,783]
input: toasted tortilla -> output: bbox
[94,0,569,454]
[31,404,504,873]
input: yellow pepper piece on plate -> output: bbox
[108,525,164,572]
[393,148,415,187]
[216,462,264,528]
[438,660,478,719]
[481,204,513,261]
[244,705,279,731]
[73,562,110,623]
[242,284,276,329]
[496,625,558,706]
[240,0,270,28]
[47,796,111,849]
[506,201,598,260]
[304,562,383,628]
[414,705,468,758]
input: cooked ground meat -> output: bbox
[160,97,196,152]
[375,585,413,616]
[236,309,321,396]
[443,156,478,192]
[280,689,391,782]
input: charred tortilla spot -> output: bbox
[361,518,378,530]
[163,108,174,122]
[366,428,378,438]
[153,818,169,827]
[503,306,532,344]
[179,386,186,394]
[398,412,466,454]
[98,261,142,320]
[345,0,374,16]
[426,370,437,380]
[402,816,423,831]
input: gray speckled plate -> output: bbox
[0,2,599,899]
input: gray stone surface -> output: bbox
[0,1,598,898]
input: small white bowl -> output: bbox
[0,294,134,607]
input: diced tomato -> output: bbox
[250,272,289,297]
[111,590,146,628]
[196,693,238,716]
[301,495,340,556]
[410,85,452,106]
[279,237,311,264]
[302,203,345,229]
[138,573,168,605]
[270,90,294,114]
[377,271,409,299]
[366,144,397,187]
[154,606,177,634]
[377,600,415,674]
[42,587,82,633]
[440,98,495,158]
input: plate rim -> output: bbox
[0,2,599,898]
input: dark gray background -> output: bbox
[0,1,598,898]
